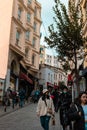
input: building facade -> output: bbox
[75,0,87,90]
[39,64,67,89]
[0,0,41,102]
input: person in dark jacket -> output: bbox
[51,88,59,112]
[58,87,72,130]
[68,91,87,130]
[19,88,25,107]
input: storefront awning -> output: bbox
[47,82,54,87]
[54,85,59,89]
[19,72,33,84]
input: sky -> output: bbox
[37,0,68,55]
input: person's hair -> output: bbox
[78,91,87,104]
[42,93,50,101]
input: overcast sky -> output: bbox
[37,0,68,55]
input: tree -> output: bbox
[45,0,87,94]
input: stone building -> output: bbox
[0,0,41,102]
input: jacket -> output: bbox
[68,103,85,130]
[36,97,55,117]
[58,92,72,126]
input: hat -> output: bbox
[43,89,48,94]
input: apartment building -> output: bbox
[39,45,46,64]
[38,64,67,89]
[80,0,87,90]
[0,0,41,102]
[44,53,62,68]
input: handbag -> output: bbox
[47,108,53,114]
[51,115,55,125]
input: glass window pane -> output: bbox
[27,13,31,22]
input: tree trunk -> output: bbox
[74,46,80,96]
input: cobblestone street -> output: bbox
[0,103,62,130]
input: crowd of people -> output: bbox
[2,86,87,130]
[2,87,27,112]
[36,87,87,130]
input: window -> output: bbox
[54,74,55,80]
[32,54,35,65]
[32,37,36,48]
[27,13,31,23]
[59,74,60,79]
[16,30,20,45]
[25,31,30,41]
[18,8,22,20]
[48,73,50,81]
[28,0,32,4]
[39,72,42,79]
[34,7,37,16]
[51,74,52,82]
[33,22,37,32]
[25,48,29,58]
[56,75,57,80]
[40,54,43,58]
[47,59,49,63]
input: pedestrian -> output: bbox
[36,88,55,130]
[3,92,8,112]
[68,91,87,130]
[51,88,59,112]
[19,88,25,107]
[11,90,17,109]
[57,86,72,130]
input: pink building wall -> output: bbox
[0,0,13,79]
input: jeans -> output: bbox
[40,115,51,130]
[19,99,24,107]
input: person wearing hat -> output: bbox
[36,88,55,130]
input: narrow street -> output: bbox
[0,103,61,130]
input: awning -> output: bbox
[19,72,33,84]
[47,82,54,87]
[54,85,59,89]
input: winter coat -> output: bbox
[68,103,85,130]
[58,92,72,126]
[36,97,55,117]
